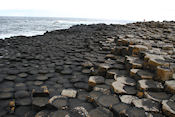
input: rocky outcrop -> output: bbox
[0,21,175,117]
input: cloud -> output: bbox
[0,0,175,21]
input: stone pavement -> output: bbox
[0,22,175,117]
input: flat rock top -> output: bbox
[0,21,175,117]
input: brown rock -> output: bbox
[156,66,173,81]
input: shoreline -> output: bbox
[0,21,175,117]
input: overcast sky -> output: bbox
[0,0,175,21]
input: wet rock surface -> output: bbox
[0,21,175,116]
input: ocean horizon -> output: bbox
[0,16,134,39]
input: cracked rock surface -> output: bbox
[0,21,175,117]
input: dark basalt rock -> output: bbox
[48,96,68,109]
[89,107,113,117]
[15,90,30,98]
[96,94,119,108]
[49,110,69,117]
[112,102,130,116]
[32,97,49,108]
[1,21,175,117]
[16,97,32,106]
[0,92,13,99]
[126,107,146,117]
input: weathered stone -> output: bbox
[106,69,118,79]
[35,110,50,117]
[15,106,32,117]
[18,73,28,78]
[5,75,17,81]
[49,110,69,117]
[71,106,89,117]
[162,100,175,117]
[111,63,125,70]
[15,91,30,98]
[87,91,103,102]
[34,81,43,86]
[105,79,115,86]
[0,92,13,99]
[69,99,94,111]
[126,107,146,117]
[156,66,173,81]
[15,83,27,91]
[48,95,68,109]
[82,69,91,74]
[138,79,164,91]
[128,45,148,56]
[88,76,105,87]
[144,91,171,102]
[61,68,72,75]
[74,82,89,90]
[16,97,32,106]
[125,56,143,70]
[112,80,136,94]
[89,107,113,117]
[36,75,48,81]
[32,97,49,108]
[32,86,49,97]
[144,53,169,70]
[112,81,126,94]
[96,95,119,108]
[61,89,77,98]
[120,95,138,104]
[82,61,93,68]
[130,68,139,78]
[0,87,14,92]
[114,76,136,86]
[94,85,111,94]
[98,63,112,76]
[112,102,130,116]
[136,69,154,79]
[165,80,175,94]
[132,98,160,112]
[77,91,89,101]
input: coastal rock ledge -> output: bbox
[0,21,175,117]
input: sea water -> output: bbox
[0,16,133,39]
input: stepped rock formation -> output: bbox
[0,21,175,117]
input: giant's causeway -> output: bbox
[0,21,175,117]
